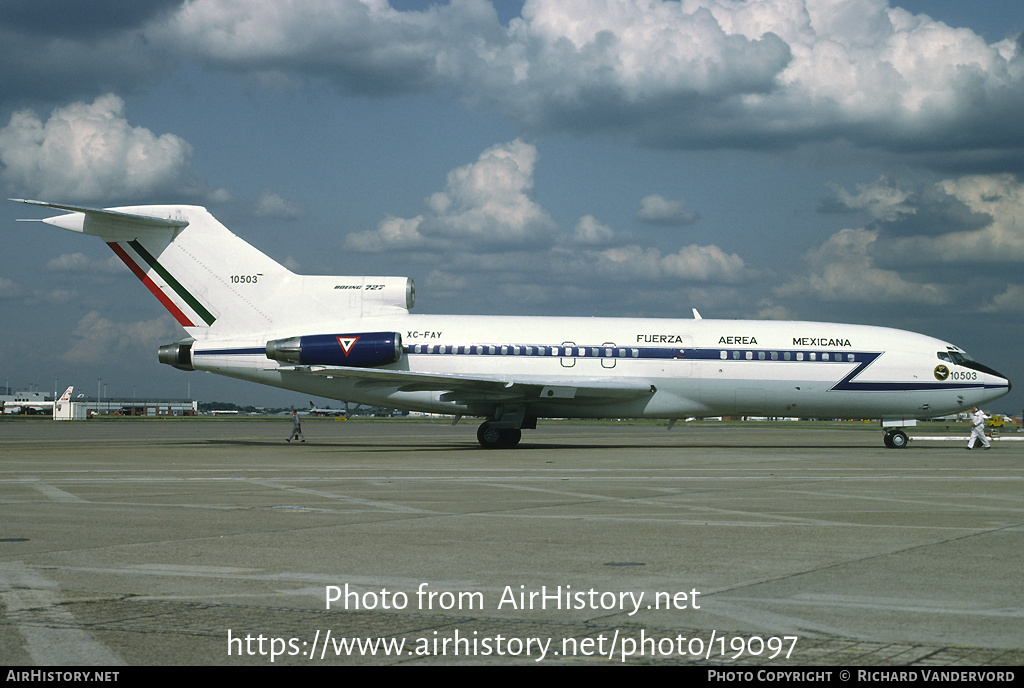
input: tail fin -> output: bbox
[15,200,413,337]
[58,386,73,402]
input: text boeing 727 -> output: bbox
[15,200,1010,448]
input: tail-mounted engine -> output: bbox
[158,339,195,371]
[266,332,402,367]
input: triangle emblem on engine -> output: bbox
[336,336,360,356]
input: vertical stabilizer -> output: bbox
[16,200,412,338]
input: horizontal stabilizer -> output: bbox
[12,199,189,234]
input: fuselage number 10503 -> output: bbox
[230,274,261,284]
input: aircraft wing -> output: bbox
[275,365,656,405]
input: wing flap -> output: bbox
[275,365,655,404]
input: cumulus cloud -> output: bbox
[776,227,948,305]
[62,310,181,364]
[822,177,916,221]
[637,194,700,226]
[344,138,752,314]
[0,95,204,202]
[344,214,430,253]
[567,243,748,283]
[254,191,305,219]
[659,244,747,282]
[871,174,1024,264]
[777,173,1024,312]
[207,187,234,204]
[826,176,995,238]
[152,0,1023,152]
[572,215,616,246]
[983,283,1024,313]
[6,1,1022,158]
[0,276,21,300]
[510,0,1012,152]
[469,0,790,133]
[45,252,124,274]
[425,139,556,242]
[422,269,469,302]
[755,302,793,321]
[160,0,498,95]
[346,139,557,250]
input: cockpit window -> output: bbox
[940,350,975,365]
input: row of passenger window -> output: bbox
[408,344,641,358]
[720,350,857,362]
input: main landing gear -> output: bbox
[477,421,522,449]
[883,429,908,449]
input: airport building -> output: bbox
[55,398,197,419]
[2,388,196,419]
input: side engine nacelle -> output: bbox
[266,332,403,367]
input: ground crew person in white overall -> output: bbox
[967,407,991,450]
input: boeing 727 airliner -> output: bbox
[15,200,1010,448]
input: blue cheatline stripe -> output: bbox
[194,347,267,356]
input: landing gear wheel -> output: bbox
[477,422,502,448]
[477,422,522,449]
[884,429,908,449]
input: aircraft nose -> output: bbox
[969,361,1011,395]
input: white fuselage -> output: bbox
[189,315,1009,421]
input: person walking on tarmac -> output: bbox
[286,409,306,443]
[967,406,991,450]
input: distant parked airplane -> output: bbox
[2,385,73,415]
[308,401,346,417]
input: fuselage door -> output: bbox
[602,342,617,369]
[560,341,576,368]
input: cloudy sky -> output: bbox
[2,0,1022,411]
